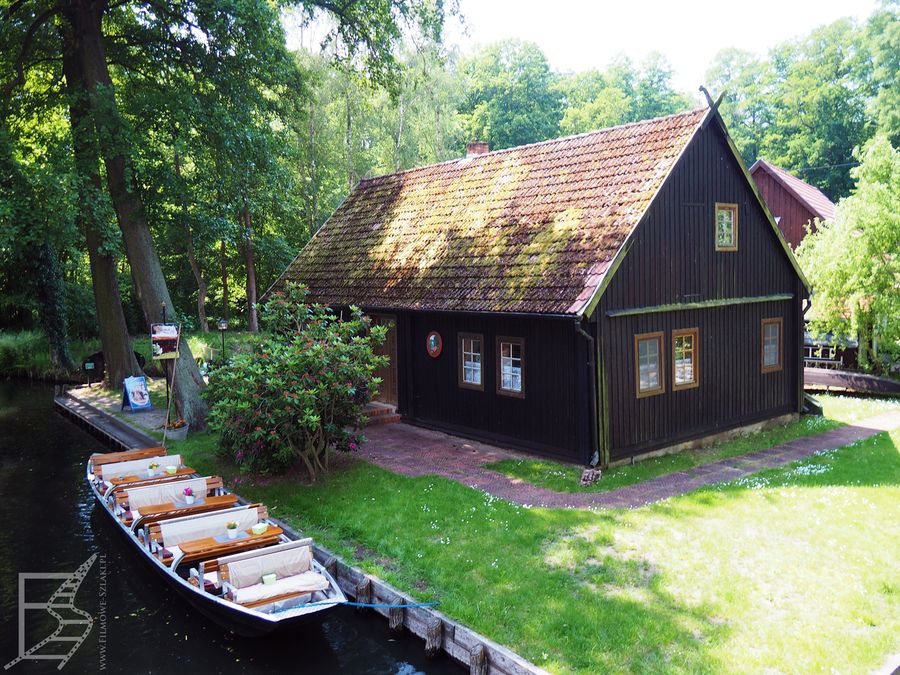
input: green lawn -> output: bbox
[0,329,260,380]
[170,425,900,673]
[485,394,900,494]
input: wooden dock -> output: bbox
[54,391,548,675]
[804,367,900,396]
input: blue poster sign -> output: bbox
[121,376,152,412]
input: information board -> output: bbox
[121,376,152,412]
[151,323,180,360]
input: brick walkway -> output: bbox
[360,412,900,509]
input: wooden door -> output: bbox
[371,315,398,406]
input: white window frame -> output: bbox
[635,331,665,398]
[496,337,525,398]
[458,333,484,391]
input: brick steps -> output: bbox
[364,403,400,427]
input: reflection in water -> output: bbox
[0,381,461,674]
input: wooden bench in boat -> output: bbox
[109,467,195,486]
[216,539,330,609]
[116,476,234,526]
[103,472,199,504]
[91,446,166,468]
[94,453,185,483]
[145,504,280,566]
[136,495,240,527]
[91,450,176,481]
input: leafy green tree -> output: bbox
[205,283,387,477]
[633,52,690,121]
[796,135,900,373]
[557,69,631,135]
[0,124,76,370]
[708,17,880,200]
[459,40,562,149]
[866,1,900,145]
[706,48,773,163]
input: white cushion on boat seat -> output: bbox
[101,455,182,480]
[159,508,258,546]
[127,478,207,511]
[231,570,329,605]
[224,545,313,589]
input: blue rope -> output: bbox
[309,600,439,609]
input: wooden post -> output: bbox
[425,617,443,657]
[388,599,404,633]
[469,644,488,675]
[355,577,371,611]
[324,556,337,579]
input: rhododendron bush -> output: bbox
[205,283,387,476]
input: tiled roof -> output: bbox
[750,159,836,221]
[271,108,708,315]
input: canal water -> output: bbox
[0,380,461,674]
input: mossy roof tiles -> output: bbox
[271,107,708,315]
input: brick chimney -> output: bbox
[466,141,489,158]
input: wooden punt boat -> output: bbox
[86,446,346,636]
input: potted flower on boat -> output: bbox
[226,520,240,539]
[183,487,195,505]
[165,417,189,441]
[147,462,160,477]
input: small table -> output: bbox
[110,468,196,487]
[177,527,283,562]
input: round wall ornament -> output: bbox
[426,331,443,358]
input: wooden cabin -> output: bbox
[268,105,810,467]
[750,159,836,249]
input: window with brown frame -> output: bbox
[761,318,783,373]
[496,337,524,397]
[672,328,699,390]
[715,202,738,251]
[458,333,484,390]
[634,332,665,398]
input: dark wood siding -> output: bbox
[396,311,590,462]
[751,168,818,249]
[596,122,806,460]
[600,301,798,459]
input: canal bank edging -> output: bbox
[54,391,549,675]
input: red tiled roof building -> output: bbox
[750,159,836,249]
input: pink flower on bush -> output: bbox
[348,442,358,451]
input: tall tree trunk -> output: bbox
[174,148,208,332]
[394,96,405,172]
[345,88,353,191]
[239,207,258,332]
[307,98,318,231]
[62,41,140,386]
[32,239,76,372]
[220,239,230,321]
[69,0,207,428]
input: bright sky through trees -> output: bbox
[446,0,879,94]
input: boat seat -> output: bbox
[146,504,270,565]
[97,454,183,482]
[218,540,329,608]
[90,447,166,474]
[117,476,225,523]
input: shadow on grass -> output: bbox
[176,444,728,673]
[170,424,900,673]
